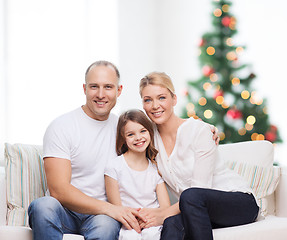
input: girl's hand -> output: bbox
[138,208,165,228]
[107,205,144,233]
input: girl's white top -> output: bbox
[105,155,164,208]
[154,117,256,203]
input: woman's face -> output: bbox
[141,84,176,125]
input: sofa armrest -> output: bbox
[275,166,287,217]
[0,167,7,225]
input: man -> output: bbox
[28,61,143,240]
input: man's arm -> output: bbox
[44,157,143,232]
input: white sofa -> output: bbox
[0,140,287,240]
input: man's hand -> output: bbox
[107,205,146,233]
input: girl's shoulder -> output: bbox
[106,154,125,169]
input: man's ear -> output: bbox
[117,85,123,97]
[83,83,87,95]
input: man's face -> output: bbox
[83,65,122,121]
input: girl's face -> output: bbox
[124,120,151,154]
[141,84,177,125]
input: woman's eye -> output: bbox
[144,99,151,103]
[159,96,166,100]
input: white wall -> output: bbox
[1,0,119,146]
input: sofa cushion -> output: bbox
[218,141,280,215]
[5,143,46,227]
[225,161,280,215]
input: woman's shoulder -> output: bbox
[181,117,210,133]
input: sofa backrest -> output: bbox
[218,140,274,167]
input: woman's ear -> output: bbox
[172,94,177,107]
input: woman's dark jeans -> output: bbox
[161,188,259,240]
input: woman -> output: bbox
[138,72,259,240]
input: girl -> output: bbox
[104,109,170,240]
[137,72,259,240]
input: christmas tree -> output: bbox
[182,0,281,144]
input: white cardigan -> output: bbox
[154,117,257,204]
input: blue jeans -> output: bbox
[28,196,121,240]
[161,188,259,240]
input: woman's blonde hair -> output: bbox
[139,72,175,97]
[116,109,158,164]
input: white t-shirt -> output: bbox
[104,155,164,208]
[43,107,118,201]
[154,117,257,205]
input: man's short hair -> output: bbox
[85,60,120,83]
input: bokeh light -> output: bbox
[214,8,222,17]
[241,90,250,99]
[203,82,212,90]
[247,115,256,125]
[210,73,218,82]
[199,97,207,106]
[207,46,216,55]
[222,4,229,12]
[204,109,213,119]
[231,77,240,86]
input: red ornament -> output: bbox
[226,108,242,119]
[270,125,278,132]
[222,16,231,27]
[265,124,278,142]
[214,90,224,99]
[202,66,214,77]
[199,38,206,47]
[265,131,277,142]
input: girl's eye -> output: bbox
[141,129,147,133]
[127,133,133,137]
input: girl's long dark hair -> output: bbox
[116,109,158,164]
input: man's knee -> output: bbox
[83,215,120,240]
[28,196,62,226]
